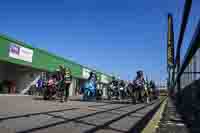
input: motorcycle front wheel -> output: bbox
[107,89,113,100]
[43,88,49,100]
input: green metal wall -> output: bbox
[0,35,82,78]
[0,36,33,67]
[33,48,82,78]
[0,34,112,82]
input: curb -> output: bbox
[142,98,168,133]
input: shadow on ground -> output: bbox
[0,98,162,133]
[175,80,200,133]
[70,99,134,105]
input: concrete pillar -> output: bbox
[69,78,76,96]
[103,85,107,97]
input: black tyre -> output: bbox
[43,88,49,100]
[107,88,112,100]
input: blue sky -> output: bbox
[0,0,199,82]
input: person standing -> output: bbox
[36,78,44,96]
[108,76,119,100]
[82,72,97,101]
[59,66,72,102]
[133,71,145,103]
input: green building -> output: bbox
[0,34,112,96]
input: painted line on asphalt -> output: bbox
[142,98,168,133]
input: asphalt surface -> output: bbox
[0,96,161,133]
[155,98,190,133]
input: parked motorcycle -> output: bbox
[82,80,97,101]
[43,78,60,100]
[107,84,120,100]
[126,82,137,104]
[96,89,103,100]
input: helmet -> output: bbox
[137,70,143,77]
[59,64,65,70]
[88,71,96,80]
[112,76,115,80]
[89,72,94,78]
[66,68,71,74]
[90,71,94,75]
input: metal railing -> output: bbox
[174,21,200,88]
[169,0,200,97]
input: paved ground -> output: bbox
[0,96,161,133]
[155,98,190,133]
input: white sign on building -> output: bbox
[9,43,33,63]
[82,68,91,79]
[101,74,109,84]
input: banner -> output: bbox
[101,74,109,84]
[9,43,33,63]
[167,14,175,67]
[82,68,91,79]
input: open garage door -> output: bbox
[0,61,42,94]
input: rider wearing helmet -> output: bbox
[133,70,145,103]
[63,68,72,102]
[82,71,97,100]
[108,76,120,100]
[119,80,126,99]
[110,76,119,87]
[59,65,72,102]
[89,72,97,82]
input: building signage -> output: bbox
[82,68,91,79]
[9,43,33,63]
[101,74,109,84]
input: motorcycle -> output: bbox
[126,83,138,104]
[107,84,120,100]
[96,89,103,100]
[119,81,127,100]
[119,86,126,100]
[43,78,60,100]
[82,80,97,101]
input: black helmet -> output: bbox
[112,76,115,80]
[137,70,143,76]
[89,71,96,80]
[89,71,95,77]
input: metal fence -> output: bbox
[180,48,200,88]
[169,0,200,98]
